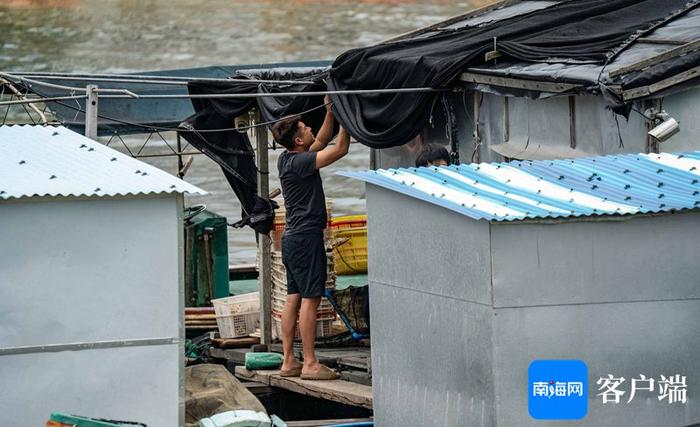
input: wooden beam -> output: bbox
[460,72,581,93]
[622,64,700,101]
[609,39,700,78]
[235,367,373,409]
[636,37,689,46]
[381,0,518,44]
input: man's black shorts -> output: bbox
[281,232,326,298]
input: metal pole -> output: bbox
[85,85,98,140]
[0,95,86,107]
[7,71,320,84]
[12,74,317,86]
[98,87,444,100]
[255,109,273,346]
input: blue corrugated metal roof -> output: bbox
[339,152,700,221]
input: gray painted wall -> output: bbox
[367,185,494,426]
[366,183,700,426]
[490,213,700,307]
[374,86,699,170]
[490,214,700,426]
[0,196,183,427]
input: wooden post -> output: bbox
[176,133,184,178]
[568,96,576,149]
[85,84,98,140]
[255,109,273,346]
[503,96,509,143]
[473,91,482,163]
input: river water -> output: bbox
[1,0,483,263]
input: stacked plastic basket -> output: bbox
[268,198,337,340]
[269,251,336,340]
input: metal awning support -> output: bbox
[0,78,48,124]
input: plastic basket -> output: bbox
[215,311,259,339]
[212,292,260,314]
[333,227,368,275]
[212,292,260,338]
[271,288,335,313]
[330,215,367,230]
[271,314,335,340]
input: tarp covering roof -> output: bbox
[7,60,331,136]
[327,0,698,148]
[0,125,205,200]
[340,151,700,221]
[463,5,700,97]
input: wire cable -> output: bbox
[49,98,331,133]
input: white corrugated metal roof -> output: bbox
[0,125,207,200]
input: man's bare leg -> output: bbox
[299,296,322,375]
[281,293,302,372]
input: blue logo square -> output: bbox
[528,360,588,420]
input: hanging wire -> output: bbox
[48,98,332,133]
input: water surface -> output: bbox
[0,0,483,263]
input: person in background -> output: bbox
[415,143,451,167]
[271,97,350,380]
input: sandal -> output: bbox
[279,366,302,377]
[300,364,341,380]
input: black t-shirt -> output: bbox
[277,150,327,235]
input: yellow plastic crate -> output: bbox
[333,227,368,275]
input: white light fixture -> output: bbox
[645,108,680,143]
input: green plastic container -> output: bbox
[50,413,135,426]
[185,209,229,306]
[244,352,283,370]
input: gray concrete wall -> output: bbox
[367,185,494,426]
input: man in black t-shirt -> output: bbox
[271,97,350,380]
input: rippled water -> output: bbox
[1,0,482,263]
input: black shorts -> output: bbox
[281,232,327,298]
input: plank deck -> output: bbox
[235,367,373,409]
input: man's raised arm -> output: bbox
[309,95,335,152]
[315,126,350,169]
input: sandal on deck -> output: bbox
[300,364,341,380]
[279,366,302,377]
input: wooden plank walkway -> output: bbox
[235,367,373,409]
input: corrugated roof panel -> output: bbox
[339,151,700,221]
[0,125,206,200]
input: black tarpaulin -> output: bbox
[180,0,698,228]
[327,0,696,148]
[179,69,331,229]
